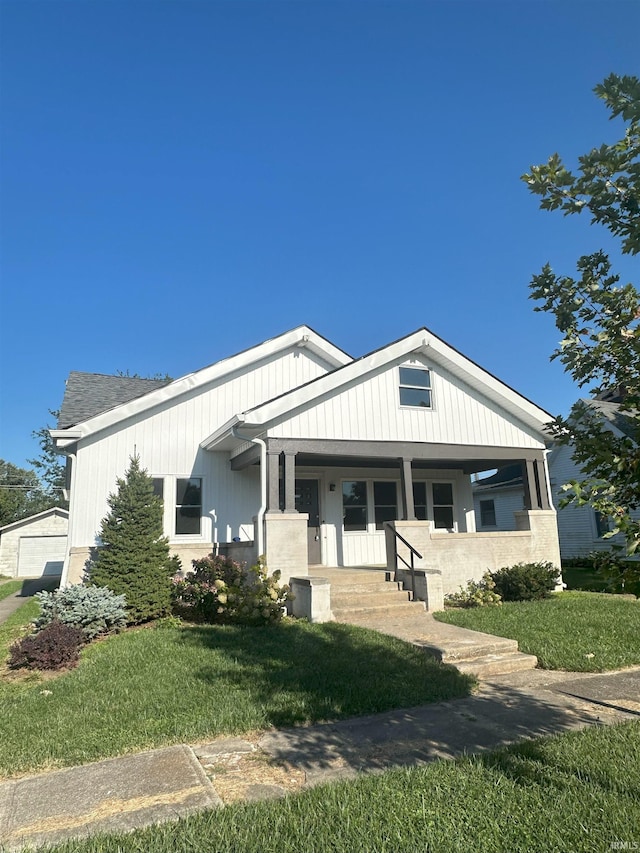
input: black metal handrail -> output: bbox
[384,523,423,600]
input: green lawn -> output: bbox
[0,579,23,602]
[34,720,640,853]
[435,591,640,671]
[0,608,472,778]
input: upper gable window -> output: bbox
[399,367,432,408]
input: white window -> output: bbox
[342,480,398,532]
[399,366,432,408]
[432,482,455,530]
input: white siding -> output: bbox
[269,355,544,449]
[473,487,525,532]
[69,347,331,548]
[549,444,640,558]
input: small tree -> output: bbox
[522,73,640,556]
[86,455,172,623]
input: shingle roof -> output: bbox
[585,399,637,442]
[473,463,523,490]
[58,372,172,429]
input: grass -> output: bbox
[0,579,23,601]
[32,720,640,853]
[0,611,472,778]
[563,564,640,597]
[435,591,640,671]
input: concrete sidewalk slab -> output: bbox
[0,746,221,852]
[0,578,60,626]
[256,677,638,788]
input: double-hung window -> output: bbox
[342,481,398,531]
[432,482,455,530]
[399,367,432,408]
[479,498,496,527]
[176,478,202,535]
[342,481,368,531]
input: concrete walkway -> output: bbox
[1,666,639,851]
[0,577,59,625]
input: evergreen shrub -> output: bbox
[490,561,560,601]
[444,572,502,608]
[172,554,289,625]
[9,621,84,671]
[34,585,127,640]
[85,455,173,624]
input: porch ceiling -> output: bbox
[230,436,541,474]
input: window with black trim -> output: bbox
[399,367,432,408]
[479,499,496,527]
[595,511,612,538]
[412,482,427,520]
[176,478,202,535]
[374,482,397,530]
[343,481,367,531]
[432,482,454,529]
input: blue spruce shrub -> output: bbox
[35,585,127,640]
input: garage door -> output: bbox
[17,536,67,578]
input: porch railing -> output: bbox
[385,523,422,600]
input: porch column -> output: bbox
[523,456,550,510]
[399,457,415,520]
[283,450,297,513]
[266,449,281,513]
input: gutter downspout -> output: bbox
[232,426,266,556]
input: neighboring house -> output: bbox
[473,397,639,559]
[472,464,527,532]
[0,507,69,578]
[51,326,560,599]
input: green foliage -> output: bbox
[0,459,52,526]
[86,455,173,624]
[522,73,640,555]
[490,561,560,602]
[444,572,502,608]
[34,585,128,640]
[9,621,84,671]
[29,409,68,510]
[172,554,290,625]
[588,549,640,593]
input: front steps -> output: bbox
[322,567,538,679]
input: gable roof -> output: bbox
[202,326,554,449]
[58,373,172,429]
[52,326,352,446]
[0,506,69,534]
[583,399,637,441]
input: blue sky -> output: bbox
[1,0,638,471]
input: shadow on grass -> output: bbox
[253,678,636,781]
[178,620,474,728]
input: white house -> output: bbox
[51,326,561,602]
[0,507,68,578]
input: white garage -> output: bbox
[0,508,68,579]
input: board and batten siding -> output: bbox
[69,347,332,548]
[299,465,475,567]
[268,355,545,449]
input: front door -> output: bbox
[295,479,321,565]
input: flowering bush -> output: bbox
[444,572,502,608]
[171,554,289,625]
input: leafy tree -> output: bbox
[522,73,640,554]
[0,460,50,526]
[29,410,68,510]
[86,455,173,623]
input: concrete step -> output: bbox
[454,652,538,678]
[419,636,519,663]
[329,581,402,595]
[322,571,391,586]
[333,601,427,620]
[331,590,411,609]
